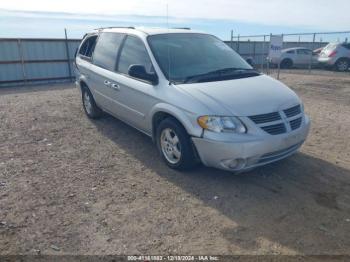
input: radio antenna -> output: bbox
[166,3,172,85]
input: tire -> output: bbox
[81,86,103,119]
[335,58,349,72]
[156,117,198,170]
[280,59,293,69]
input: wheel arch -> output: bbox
[77,78,98,104]
[335,57,350,65]
[336,57,350,62]
[150,104,202,142]
[78,78,89,92]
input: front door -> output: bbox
[108,35,159,132]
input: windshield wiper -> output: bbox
[184,67,259,83]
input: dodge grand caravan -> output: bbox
[75,27,310,172]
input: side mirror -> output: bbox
[128,65,158,85]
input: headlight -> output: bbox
[197,116,247,134]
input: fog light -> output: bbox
[228,160,238,169]
[222,158,246,170]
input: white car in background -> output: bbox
[318,42,350,72]
[270,47,318,69]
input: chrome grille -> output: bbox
[249,112,281,124]
[284,105,301,118]
[249,104,303,136]
[290,117,302,130]
[261,123,286,135]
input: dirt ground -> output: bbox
[1,73,350,255]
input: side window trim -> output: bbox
[114,34,127,71]
[115,34,157,84]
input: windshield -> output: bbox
[147,33,255,84]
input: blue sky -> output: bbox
[0,0,349,40]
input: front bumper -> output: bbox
[192,115,310,172]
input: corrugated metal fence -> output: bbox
[0,38,81,87]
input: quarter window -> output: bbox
[78,35,97,58]
[117,36,153,75]
[93,33,125,71]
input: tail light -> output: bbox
[328,51,337,57]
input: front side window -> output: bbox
[78,35,97,58]
[117,36,153,75]
[148,33,254,83]
[93,32,125,71]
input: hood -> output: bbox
[175,74,301,116]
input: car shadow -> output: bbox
[92,114,350,254]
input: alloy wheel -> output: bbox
[160,128,182,164]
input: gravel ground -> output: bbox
[0,73,350,255]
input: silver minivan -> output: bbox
[75,27,310,172]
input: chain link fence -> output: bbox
[226,31,350,78]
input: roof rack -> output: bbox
[94,26,135,30]
[172,27,191,30]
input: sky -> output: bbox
[1,0,350,40]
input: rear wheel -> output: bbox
[156,118,198,170]
[280,59,293,69]
[82,87,103,119]
[335,58,349,72]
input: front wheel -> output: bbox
[156,118,198,170]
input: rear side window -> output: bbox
[117,36,153,75]
[78,35,97,58]
[93,32,125,71]
[297,49,311,55]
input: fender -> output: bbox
[149,103,203,139]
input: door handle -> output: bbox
[104,80,111,86]
[111,83,120,91]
